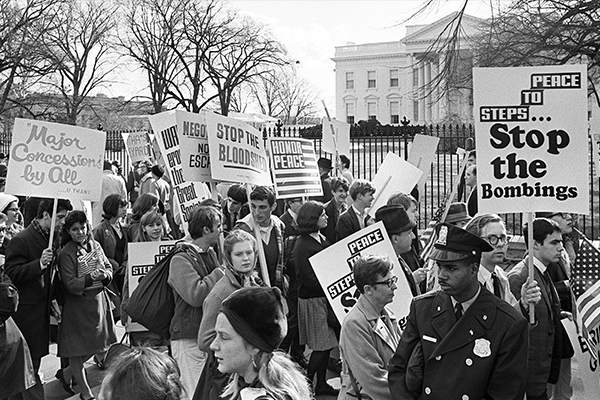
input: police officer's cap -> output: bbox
[429,222,493,262]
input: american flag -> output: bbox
[570,238,600,359]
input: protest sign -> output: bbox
[321,117,351,156]
[309,222,413,330]
[368,152,423,217]
[205,112,271,185]
[408,134,440,196]
[268,137,322,199]
[474,65,588,214]
[126,240,177,332]
[175,110,213,182]
[148,112,207,232]
[590,100,600,176]
[123,131,152,164]
[564,319,600,398]
[6,118,105,201]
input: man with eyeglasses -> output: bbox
[465,214,541,313]
[388,223,528,400]
[338,255,400,400]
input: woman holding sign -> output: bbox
[294,200,338,396]
[57,211,116,400]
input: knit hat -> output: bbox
[220,287,287,352]
[0,193,18,214]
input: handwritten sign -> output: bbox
[474,65,588,214]
[309,222,413,329]
[268,137,321,199]
[6,118,105,201]
[205,112,271,185]
[176,110,212,182]
[126,240,177,332]
[123,131,152,164]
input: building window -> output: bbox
[390,101,399,124]
[346,103,355,124]
[413,69,419,86]
[413,100,419,122]
[345,72,354,90]
[367,102,377,120]
[390,69,399,87]
[367,71,376,88]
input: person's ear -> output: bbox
[270,202,277,212]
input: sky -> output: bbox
[109,0,494,116]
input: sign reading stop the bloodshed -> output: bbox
[474,65,588,214]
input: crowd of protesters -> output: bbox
[0,151,585,400]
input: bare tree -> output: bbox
[249,70,284,117]
[39,0,118,125]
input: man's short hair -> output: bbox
[103,160,113,171]
[37,198,73,219]
[387,192,417,209]
[464,214,504,237]
[523,218,562,246]
[349,179,375,201]
[227,184,247,204]
[188,206,222,240]
[339,154,350,169]
[250,186,276,206]
[285,197,302,207]
[151,165,164,178]
[330,176,350,193]
[354,255,394,294]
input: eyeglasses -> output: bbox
[482,234,511,246]
[371,276,398,288]
[0,227,7,233]
[5,208,18,212]
[547,212,571,220]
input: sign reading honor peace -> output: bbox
[175,110,212,182]
[268,137,322,199]
[6,118,105,201]
[309,222,413,329]
[205,112,271,185]
[126,240,177,332]
[474,65,588,214]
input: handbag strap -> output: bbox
[347,365,363,400]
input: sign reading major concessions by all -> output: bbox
[126,240,177,332]
[474,65,588,214]
[268,137,322,199]
[205,112,271,186]
[6,118,106,201]
[176,110,213,182]
[309,222,413,330]
[122,131,152,164]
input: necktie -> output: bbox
[491,272,502,299]
[454,302,463,321]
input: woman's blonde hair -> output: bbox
[134,211,164,242]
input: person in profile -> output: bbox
[99,347,183,400]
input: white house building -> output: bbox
[332,12,483,125]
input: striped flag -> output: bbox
[570,238,600,359]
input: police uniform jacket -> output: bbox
[388,287,528,400]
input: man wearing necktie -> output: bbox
[508,218,570,400]
[388,223,528,400]
[465,214,541,314]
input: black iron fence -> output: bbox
[1,122,597,239]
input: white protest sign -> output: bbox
[126,240,178,332]
[175,110,213,182]
[408,134,440,196]
[6,118,105,201]
[205,112,271,185]
[268,137,322,199]
[368,152,423,217]
[564,319,600,398]
[309,221,413,329]
[148,112,207,232]
[321,117,351,156]
[123,131,152,164]
[474,65,588,214]
[590,100,600,176]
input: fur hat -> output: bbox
[220,287,287,352]
[0,193,18,214]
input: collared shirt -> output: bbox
[309,232,322,243]
[352,205,367,229]
[258,222,274,244]
[478,264,518,307]
[451,285,481,313]
[288,209,298,223]
[532,256,548,275]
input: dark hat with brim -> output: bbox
[375,204,416,235]
[317,157,333,170]
[535,211,558,218]
[429,222,493,262]
[445,202,471,225]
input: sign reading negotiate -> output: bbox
[474,65,588,214]
[6,118,105,201]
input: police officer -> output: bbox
[388,223,529,400]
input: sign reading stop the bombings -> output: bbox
[474,65,588,214]
[309,222,413,330]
